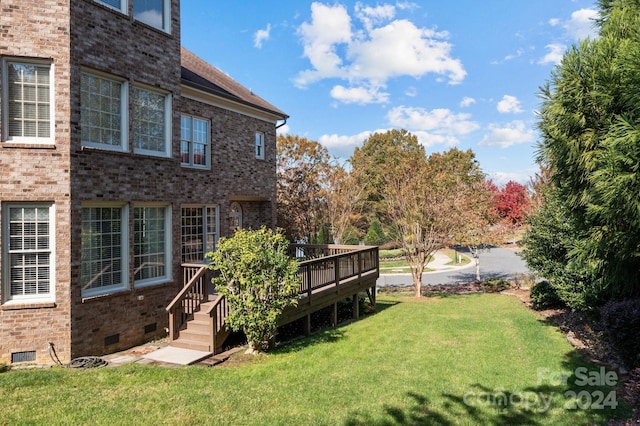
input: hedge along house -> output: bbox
[0,0,287,365]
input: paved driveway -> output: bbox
[377,246,532,287]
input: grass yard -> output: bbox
[0,294,628,425]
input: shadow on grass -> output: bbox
[343,351,626,425]
[273,299,401,354]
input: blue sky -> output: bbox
[181,1,599,185]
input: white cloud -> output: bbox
[487,171,531,186]
[538,43,566,65]
[330,84,390,104]
[549,18,560,27]
[295,2,466,104]
[355,2,396,31]
[497,95,523,114]
[387,106,480,146]
[479,121,535,148]
[318,130,380,159]
[460,96,476,108]
[276,123,290,135]
[254,24,271,48]
[564,8,598,40]
[294,3,352,86]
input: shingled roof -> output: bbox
[181,47,288,120]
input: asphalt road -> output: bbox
[377,246,533,287]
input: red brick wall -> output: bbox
[1,0,279,363]
[0,0,73,365]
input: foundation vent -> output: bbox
[11,350,36,363]
[144,323,157,334]
[104,334,120,347]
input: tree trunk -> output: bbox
[475,256,481,281]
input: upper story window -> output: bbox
[180,115,210,168]
[2,59,54,144]
[96,0,127,14]
[134,0,171,33]
[81,71,128,151]
[2,203,55,304]
[255,132,265,160]
[94,0,170,33]
[132,86,171,157]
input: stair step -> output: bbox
[179,328,211,343]
[170,338,211,352]
[184,318,210,333]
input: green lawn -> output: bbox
[0,294,627,425]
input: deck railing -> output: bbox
[166,263,208,341]
[167,245,379,349]
[295,245,379,302]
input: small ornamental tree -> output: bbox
[207,227,300,352]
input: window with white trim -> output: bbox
[81,71,128,151]
[132,86,171,157]
[255,132,265,160]
[133,0,171,32]
[181,206,218,263]
[180,115,210,168]
[133,205,171,287]
[81,205,129,297]
[2,204,55,303]
[2,59,54,143]
[95,0,127,13]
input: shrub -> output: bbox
[482,278,511,293]
[207,227,301,352]
[530,280,565,310]
[600,299,640,369]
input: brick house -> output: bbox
[0,0,287,365]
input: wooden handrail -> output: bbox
[166,263,208,341]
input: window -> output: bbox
[2,204,55,303]
[81,205,129,297]
[81,71,128,151]
[229,202,243,230]
[2,59,53,143]
[181,206,218,263]
[180,115,209,168]
[132,86,171,157]
[133,205,171,287]
[134,0,170,32]
[255,132,265,160]
[96,0,126,13]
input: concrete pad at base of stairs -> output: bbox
[142,346,212,365]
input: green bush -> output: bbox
[482,278,511,293]
[530,280,565,310]
[600,299,640,369]
[207,227,301,352]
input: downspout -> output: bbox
[276,118,287,129]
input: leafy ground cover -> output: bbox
[0,294,628,425]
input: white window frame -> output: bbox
[255,132,265,160]
[1,58,55,144]
[80,70,128,152]
[132,85,171,158]
[133,0,171,33]
[2,203,56,304]
[80,204,130,298]
[95,0,127,14]
[181,205,219,263]
[180,115,210,169]
[133,204,172,288]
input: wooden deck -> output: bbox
[166,244,379,354]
